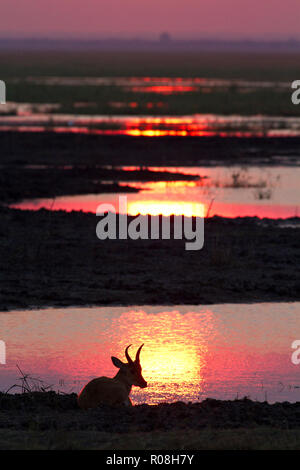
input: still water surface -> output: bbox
[11,166,300,219]
[1,303,300,404]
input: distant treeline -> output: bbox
[0,37,300,51]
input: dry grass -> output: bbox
[5,365,54,394]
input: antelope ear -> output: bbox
[111,356,124,368]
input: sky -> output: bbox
[0,0,299,39]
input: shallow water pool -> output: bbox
[1,303,300,404]
[11,166,300,219]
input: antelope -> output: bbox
[77,344,147,408]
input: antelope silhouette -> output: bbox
[77,344,147,408]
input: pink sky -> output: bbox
[0,0,299,39]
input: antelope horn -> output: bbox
[125,344,133,363]
[135,344,144,363]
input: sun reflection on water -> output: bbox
[110,309,216,403]
[8,165,300,219]
[127,200,205,217]
[1,304,300,403]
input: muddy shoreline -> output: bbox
[0,206,299,311]
[0,165,199,204]
[1,132,300,167]
[3,392,300,431]
[2,392,300,449]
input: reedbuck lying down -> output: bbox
[77,344,147,408]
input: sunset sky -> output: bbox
[0,0,299,39]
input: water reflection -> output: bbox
[126,85,198,94]
[1,303,300,404]
[1,113,300,137]
[23,76,290,91]
[111,309,211,401]
[10,166,300,219]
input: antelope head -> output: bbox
[111,344,147,389]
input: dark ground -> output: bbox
[1,132,300,167]
[5,131,300,204]
[0,206,299,310]
[2,392,300,449]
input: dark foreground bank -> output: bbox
[2,392,300,449]
[0,206,299,310]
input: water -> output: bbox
[2,76,298,135]
[1,113,300,137]
[1,303,300,404]
[11,166,300,219]
[19,76,291,89]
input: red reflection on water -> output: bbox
[209,201,296,219]
[127,200,205,217]
[126,85,198,94]
[123,129,261,137]
[0,125,266,138]
[109,101,165,110]
[110,101,139,109]
[1,304,300,403]
[130,77,206,84]
[0,113,299,137]
[11,196,297,219]
[9,164,299,219]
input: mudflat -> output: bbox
[0,206,299,310]
[2,392,300,449]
